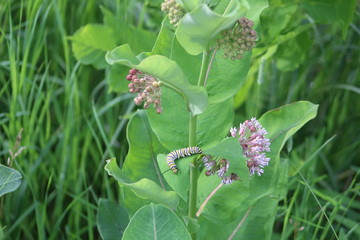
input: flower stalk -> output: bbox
[188,51,211,224]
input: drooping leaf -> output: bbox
[106,44,208,115]
[105,158,179,210]
[70,24,117,69]
[0,165,22,197]
[97,198,129,240]
[176,4,243,55]
[121,110,169,215]
[122,204,191,240]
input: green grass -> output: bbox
[1,0,359,239]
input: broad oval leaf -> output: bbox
[157,153,194,201]
[122,204,191,240]
[147,86,234,151]
[97,198,129,240]
[0,165,22,197]
[121,110,170,215]
[70,24,117,69]
[106,44,208,115]
[105,158,179,210]
[176,4,243,55]
[197,101,318,224]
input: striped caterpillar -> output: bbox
[166,147,202,174]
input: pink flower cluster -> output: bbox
[230,118,270,176]
[202,156,239,185]
[126,68,162,114]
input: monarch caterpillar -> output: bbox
[166,147,202,174]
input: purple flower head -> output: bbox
[230,118,270,176]
[201,156,238,185]
[127,68,162,114]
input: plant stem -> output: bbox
[188,51,211,224]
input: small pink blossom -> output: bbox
[126,68,162,114]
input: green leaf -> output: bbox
[0,165,22,197]
[157,153,193,201]
[101,7,156,54]
[198,196,280,240]
[107,64,131,93]
[275,30,312,71]
[105,158,179,210]
[97,199,129,240]
[302,0,357,38]
[147,88,233,150]
[105,45,208,115]
[176,4,243,55]
[206,51,251,103]
[121,110,170,215]
[69,24,117,69]
[122,204,191,240]
[177,0,201,11]
[196,101,318,224]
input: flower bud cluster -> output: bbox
[126,68,162,114]
[161,0,185,27]
[202,155,239,185]
[230,118,270,176]
[216,17,257,61]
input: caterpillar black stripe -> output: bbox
[166,147,202,174]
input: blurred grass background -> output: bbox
[0,0,359,239]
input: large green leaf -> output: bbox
[196,101,318,224]
[176,4,243,55]
[302,0,357,38]
[0,165,22,197]
[121,110,170,215]
[147,86,234,151]
[197,194,282,240]
[70,24,117,69]
[106,45,208,115]
[105,158,179,210]
[97,198,129,240]
[157,153,195,201]
[122,204,191,240]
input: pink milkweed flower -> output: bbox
[230,118,270,176]
[126,68,162,114]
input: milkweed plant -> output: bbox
[100,1,318,239]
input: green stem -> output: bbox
[188,51,211,227]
